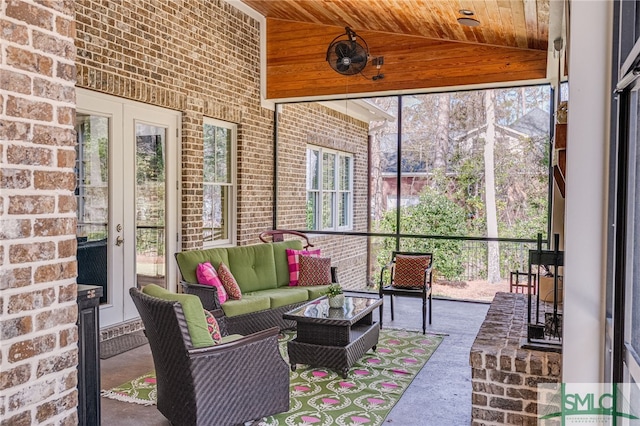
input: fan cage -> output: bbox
[326,27,370,76]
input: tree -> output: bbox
[484,90,501,283]
[368,86,551,282]
[433,93,450,175]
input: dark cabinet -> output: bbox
[77,285,102,426]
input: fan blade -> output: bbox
[336,61,351,73]
[335,42,351,58]
[350,54,367,64]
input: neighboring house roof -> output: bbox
[380,152,426,174]
[508,107,550,137]
[319,99,396,123]
[453,107,550,141]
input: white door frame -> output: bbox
[76,88,181,328]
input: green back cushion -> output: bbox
[142,284,214,348]
[226,244,277,292]
[271,240,303,287]
[175,240,303,291]
[175,247,229,284]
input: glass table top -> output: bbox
[284,296,381,322]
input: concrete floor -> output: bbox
[100,297,489,426]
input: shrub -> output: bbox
[376,187,469,281]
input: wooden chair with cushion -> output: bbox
[130,285,290,426]
[378,251,433,334]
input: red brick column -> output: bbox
[0,0,78,423]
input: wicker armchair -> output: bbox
[129,288,290,426]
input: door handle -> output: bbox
[115,236,124,246]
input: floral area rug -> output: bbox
[101,329,443,424]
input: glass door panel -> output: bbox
[75,113,109,304]
[135,123,167,288]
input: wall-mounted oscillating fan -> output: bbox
[326,27,369,75]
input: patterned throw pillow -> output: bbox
[217,262,242,300]
[286,248,322,286]
[393,255,431,289]
[203,309,222,344]
[195,262,228,304]
[297,255,332,286]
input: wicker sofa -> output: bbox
[175,240,337,335]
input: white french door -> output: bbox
[76,89,180,328]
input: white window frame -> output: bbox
[306,145,353,231]
[203,117,237,247]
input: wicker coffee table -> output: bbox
[283,296,382,378]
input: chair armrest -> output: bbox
[188,327,280,357]
[181,281,222,311]
[379,261,394,293]
[331,266,339,284]
[259,229,315,249]
[381,261,393,273]
[186,326,290,419]
[425,266,433,287]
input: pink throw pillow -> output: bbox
[196,262,228,304]
[298,256,332,286]
[203,309,222,344]
[286,248,321,286]
[217,262,242,300]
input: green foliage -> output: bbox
[306,198,315,230]
[499,200,548,240]
[136,136,165,183]
[451,152,486,236]
[325,284,343,297]
[377,188,469,281]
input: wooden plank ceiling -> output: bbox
[241,0,551,100]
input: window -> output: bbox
[203,118,236,246]
[306,146,353,231]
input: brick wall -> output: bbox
[74,0,375,253]
[469,292,562,425]
[276,102,371,290]
[1,0,79,424]
[75,0,273,249]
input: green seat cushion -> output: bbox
[305,285,333,300]
[246,288,308,309]
[220,334,244,344]
[221,295,271,317]
[142,284,214,348]
[271,240,304,287]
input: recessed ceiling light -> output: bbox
[457,17,480,27]
[459,9,475,16]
